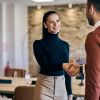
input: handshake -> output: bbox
[62,59,80,76]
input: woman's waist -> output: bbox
[38,73,65,80]
[40,70,64,76]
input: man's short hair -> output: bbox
[87,0,100,12]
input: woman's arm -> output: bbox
[33,40,50,68]
[64,72,73,100]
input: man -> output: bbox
[85,0,100,100]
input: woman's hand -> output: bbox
[62,59,80,76]
[68,95,73,100]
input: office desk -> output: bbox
[0,77,37,97]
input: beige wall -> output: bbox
[28,5,92,76]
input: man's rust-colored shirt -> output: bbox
[85,26,100,87]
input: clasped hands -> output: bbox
[62,59,80,76]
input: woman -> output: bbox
[33,11,72,100]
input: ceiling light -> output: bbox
[32,0,54,2]
[37,5,41,9]
[68,3,72,9]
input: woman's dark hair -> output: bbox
[87,0,100,12]
[42,11,58,38]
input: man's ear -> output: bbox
[44,22,47,28]
[90,5,94,15]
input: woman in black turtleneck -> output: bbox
[33,11,72,100]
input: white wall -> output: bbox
[0,3,29,75]
[6,4,15,66]
[14,3,28,69]
[2,3,7,69]
[0,4,3,75]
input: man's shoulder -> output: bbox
[95,27,100,44]
[87,27,100,44]
[95,26,100,31]
[87,28,98,38]
[93,26,100,35]
[91,27,100,38]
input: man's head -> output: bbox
[86,0,100,26]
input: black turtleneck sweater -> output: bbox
[33,32,69,76]
[33,32,72,95]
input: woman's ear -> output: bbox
[44,22,47,28]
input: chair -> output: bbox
[12,69,26,77]
[4,68,26,77]
[13,86,34,100]
[4,66,12,77]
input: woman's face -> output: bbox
[44,14,61,34]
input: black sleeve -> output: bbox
[66,43,69,63]
[33,40,50,69]
[63,42,69,63]
[64,43,72,95]
[64,72,72,95]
